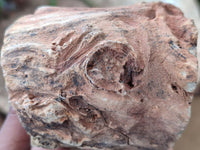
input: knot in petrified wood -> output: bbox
[0,2,198,150]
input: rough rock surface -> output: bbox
[0,2,198,150]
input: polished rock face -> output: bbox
[0,2,198,150]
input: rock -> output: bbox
[0,0,88,116]
[83,0,200,21]
[0,2,198,150]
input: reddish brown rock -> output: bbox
[0,2,198,150]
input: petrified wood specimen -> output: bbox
[0,2,198,150]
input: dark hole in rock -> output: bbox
[177,43,182,49]
[120,59,143,89]
[127,81,134,88]
[171,84,178,93]
[118,89,122,93]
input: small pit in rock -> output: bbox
[171,84,178,93]
[119,59,143,89]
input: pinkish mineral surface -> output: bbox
[1,2,198,150]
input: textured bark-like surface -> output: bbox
[0,2,198,150]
